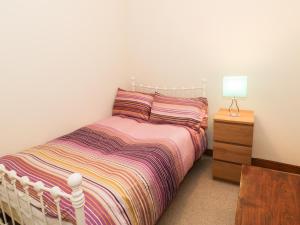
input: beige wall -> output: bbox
[0,1,127,155]
[127,0,300,165]
[1,1,300,166]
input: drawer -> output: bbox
[213,142,252,165]
[213,160,242,183]
[214,122,253,146]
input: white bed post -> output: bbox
[201,78,207,97]
[67,173,86,225]
[131,76,136,91]
[0,165,9,225]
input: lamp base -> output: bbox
[229,111,240,117]
[228,97,240,117]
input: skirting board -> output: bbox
[204,149,300,175]
[204,149,213,157]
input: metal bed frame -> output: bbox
[0,77,207,225]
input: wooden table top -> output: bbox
[236,165,300,225]
[214,108,255,125]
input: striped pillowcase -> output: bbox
[149,93,208,131]
[196,97,208,129]
[112,88,154,120]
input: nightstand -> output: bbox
[212,108,255,183]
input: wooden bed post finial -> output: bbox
[68,173,86,225]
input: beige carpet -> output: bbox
[157,156,240,225]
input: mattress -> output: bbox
[0,116,207,225]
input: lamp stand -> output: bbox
[228,97,240,117]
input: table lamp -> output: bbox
[223,76,248,117]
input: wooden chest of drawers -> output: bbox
[212,108,254,183]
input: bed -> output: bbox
[0,78,208,225]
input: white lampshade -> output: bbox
[223,76,248,97]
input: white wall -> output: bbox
[127,0,300,165]
[0,0,127,155]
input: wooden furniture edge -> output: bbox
[214,119,254,126]
[236,165,300,225]
[204,149,300,175]
[214,108,255,125]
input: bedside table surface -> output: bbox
[214,108,254,125]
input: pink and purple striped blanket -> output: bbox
[0,116,207,225]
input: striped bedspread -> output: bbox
[0,116,207,225]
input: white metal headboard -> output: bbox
[130,77,207,98]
